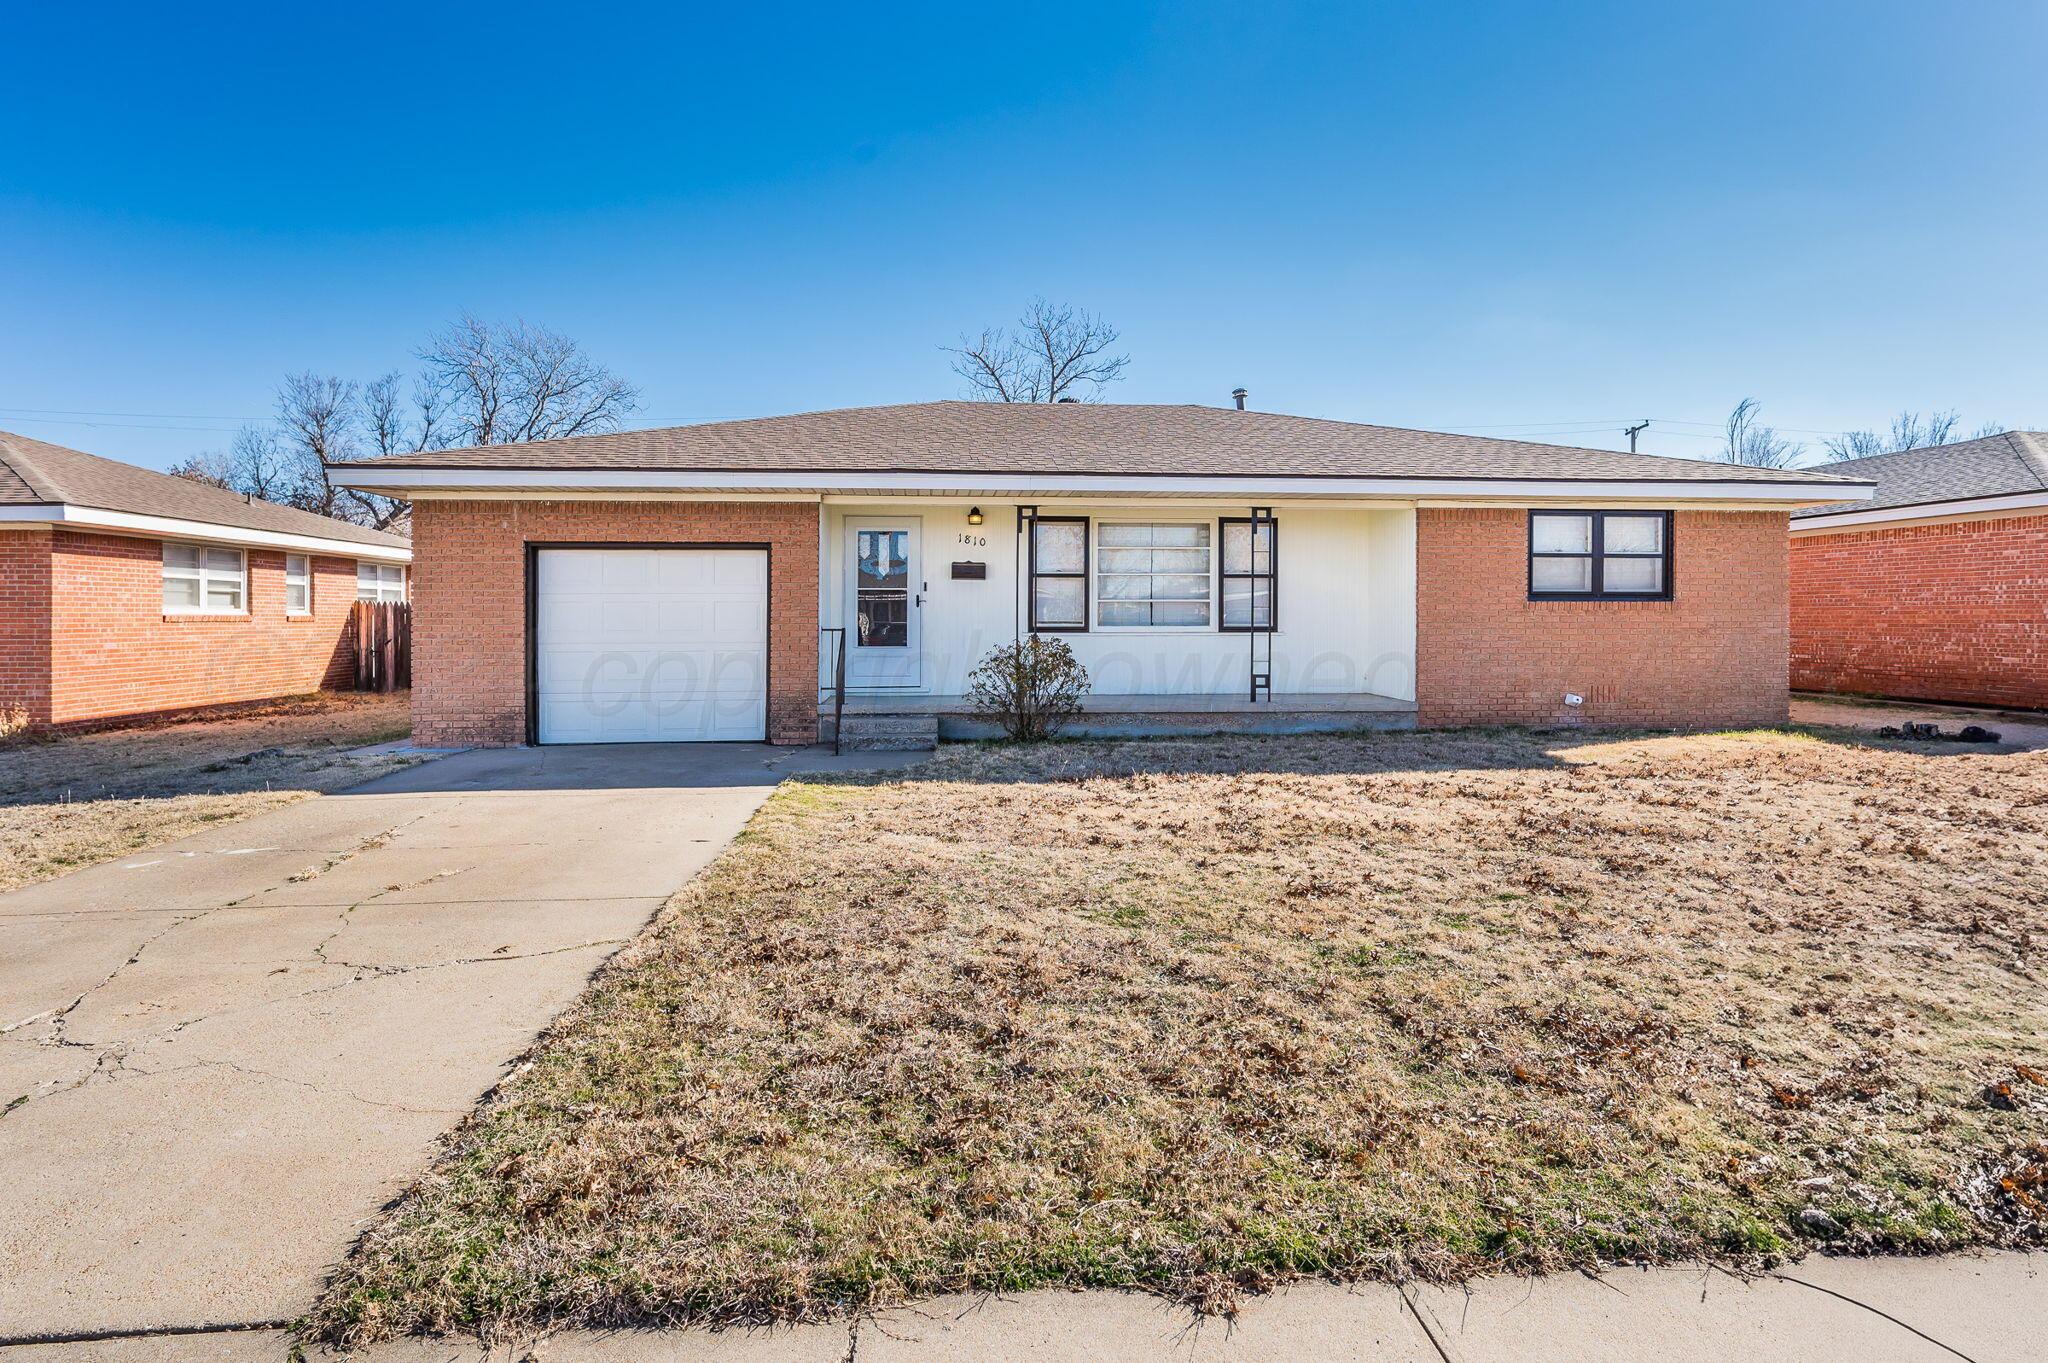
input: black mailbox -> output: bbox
[951,561,987,580]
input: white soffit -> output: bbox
[0,504,412,561]
[1791,489,2048,534]
[335,466,1873,506]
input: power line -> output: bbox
[0,414,247,434]
[0,405,266,422]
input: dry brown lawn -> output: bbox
[311,726,2048,1345]
[0,691,416,892]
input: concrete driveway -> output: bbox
[0,742,913,1342]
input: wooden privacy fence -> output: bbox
[351,601,412,692]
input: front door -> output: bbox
[845,520,922,689]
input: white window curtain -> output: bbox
[1028,518,1087,630]
[162,542,246,614]
[1529,512,1669,598]
[1096,523,1212,627]
[1220,519,1276,629]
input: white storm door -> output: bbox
[534,547,767,744]
[844,521,922,689]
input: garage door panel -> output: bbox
[656,599,715,634]
[547,553,606,591]
[539,697,763,743]
[712,599,763,632]
[599,599,655,635]
[655,551,714,588]
[711,553,766,589]
[599,551,657,589]
[534,548,769,745]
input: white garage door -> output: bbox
[534,548,768,744]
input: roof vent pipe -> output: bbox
[1231,388,1248,411]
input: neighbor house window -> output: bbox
[162,542,246,614]
[1096,523,1212,627]
[357,562,406,603]
[1028,516,1088,631]
[1528,511,1672,600]
[1219,517,1277,630]
[284,554,311,615]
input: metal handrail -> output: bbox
[820,627,848,755]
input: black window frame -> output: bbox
[1027,514,1090,633]
[1217,515,1279,633]
[1527,510,1674,602]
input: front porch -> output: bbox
[823,688,1417,746]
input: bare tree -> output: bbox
[1821,409,1994,461]
[361,370,447,461]
[165,450,234,490]
[273,372,360,518]
[167,318,637,530]
[948,298,1129,402]
[1722,397,1804,469]
[421,314,640,445]
[348,370,449,529]
[169,425,292,502]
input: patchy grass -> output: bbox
[0,691,416,891]
[310,727,2048,1345]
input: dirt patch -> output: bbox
[0,691,416,891]
[309,727,2048,1344]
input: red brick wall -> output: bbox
[1416,508,1789,729]
[409,500,820,747]
[0,530,54,727]
[42,531,362,726]
[1790,514,2048,709]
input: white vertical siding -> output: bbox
[821,500,1416,701]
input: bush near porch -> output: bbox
[312,727,2048,1344]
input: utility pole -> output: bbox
[1624,419,1650,453]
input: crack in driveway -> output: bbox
[0,812,439,1123]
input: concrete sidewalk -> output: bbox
[1,1252,2036,1360]
[0,742,915,1342]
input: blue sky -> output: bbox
[4,0,2044,471]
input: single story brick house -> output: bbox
[1790,430,2048,709]
[0,431,412,729]
[329,401,1869,747]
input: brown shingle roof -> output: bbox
[0,431,410,550]
[1791,431,2048,517]
[333,401,1865,486]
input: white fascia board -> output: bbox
[333,465,1875,505]
[0,504,412,561]
[1791,489,2048,534]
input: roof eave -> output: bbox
[329,465,1872,505]
[1792,487,2048,531]
[0,503,412,560]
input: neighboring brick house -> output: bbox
[0,431,412,730]
[329,401,1868,748]
[1790,431,2048,710]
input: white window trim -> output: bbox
[1090,518,1217,633]
[356,561,407,604]
[285,554,312,616]
[162,541,249,616]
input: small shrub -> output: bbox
[965,635,1090,741]
[0,704,34,742]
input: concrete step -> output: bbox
[821,711,939,751]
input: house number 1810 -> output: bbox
[957,533,987,547]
